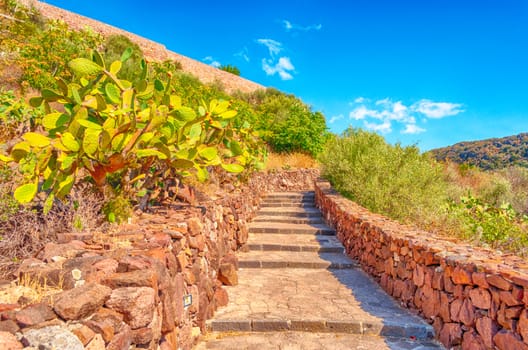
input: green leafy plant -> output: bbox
[102,34,144,82]
[446,193,528,250]
[1,50,262,211]
[0,89,43,142]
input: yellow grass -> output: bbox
[265,152,318,170]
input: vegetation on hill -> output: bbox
[320,128,528,256]
[430,133,528,170]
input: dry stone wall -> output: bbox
[18,0,265,94]
[315,179,528,350]
[0,170,318,350]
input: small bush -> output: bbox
[220,64,240,76]
[103,195,133,223]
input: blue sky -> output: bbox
[44,0,528,150]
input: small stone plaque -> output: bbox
[183,294,192,308]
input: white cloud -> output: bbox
[203,56,221,68]
[329,114,344,124]
[411,100,464,119]
[257,39,282,57]
[349,97,464,135]
[349,106,371,120]
[365,120,392,134]
[402,124,426,134]
[234,47,250,62]
[282,19,322,32]
[262,57,295,80]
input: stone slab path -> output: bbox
[196,192,444,350]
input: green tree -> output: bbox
[220,64,240,76]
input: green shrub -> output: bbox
[220,64,240,76]
[16,20,103,90]
[102,34,143,82]
[446,194,528,252]
[0,89,43,141]
[239,88,329,156]
[319,128,447,221]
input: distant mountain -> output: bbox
[429,133,528,170]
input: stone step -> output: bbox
[257,207,323,218]
[252,215,324,224]
[259,201,316,208]
[247,233,344,253]
[264,191,315,200]
[207,268,435,340]
[238,250,357,269]
[197,332,444,350]
[249,222,335,235]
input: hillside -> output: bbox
[430,133,528,170]
[17,0,264,94]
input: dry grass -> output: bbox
[0,182,105,280]
[265,152,318,171]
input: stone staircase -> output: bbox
[196,192,444,349]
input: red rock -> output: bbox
[131,327,153,345]
[450,298,463,322]
[220,253,239,270]
[105,287,155,329]
[0,320,19,334]
[497,303,516,330]
[0,304,18,313]
[106,324,132,350]
[459,298,475,326]
[462,330,487,350]
[519,309,528,342]
[71,324,96,346]
[159,279,176,334]
[0,331,23,350]
[85,334,105,350]
[476,316,498,348]
[214,287,229,308]
[444,273,456,293]
[487,275,512,290]
[147,232,171,248]
[493,330,528,350]
[413,265,425,287]
[422,288,440,319]
[218,263,238,286]
[53,283,112,320]
[188,235,205,251]
[393,280,405,298]
[505,306,523,319]
[432,269,444,290]
[469,288,491,309]
[103,269,158,291]
[187,217,203,236]
[452,266,473,285]
[116,256,152,272]
[439,323,462,347]
[15,303,56,327]
[83,318,115,343]
[501,285,524,306]
[39,241,86,262]
[472,272,490,288]
[439,292,451,322]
